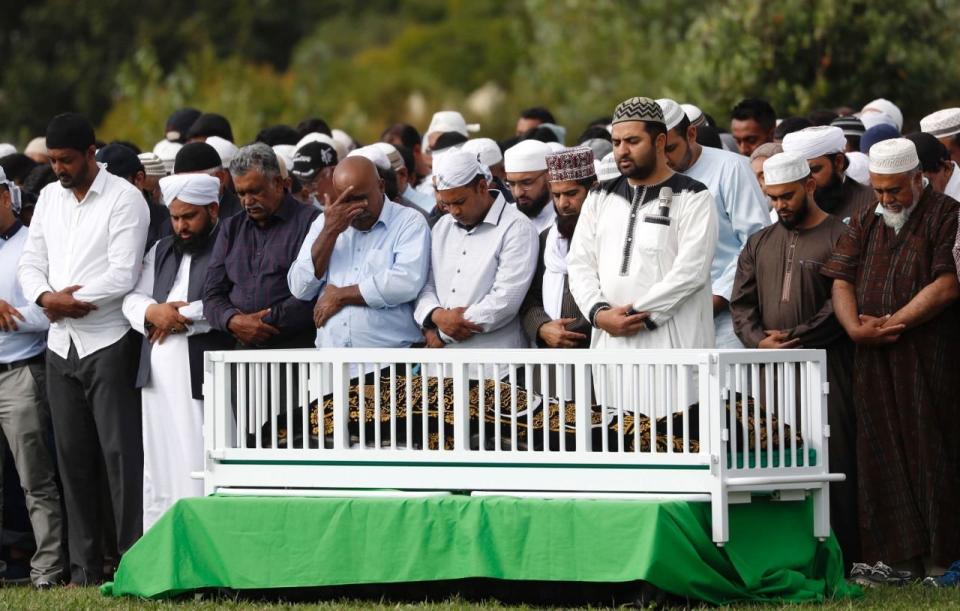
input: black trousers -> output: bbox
[46,331,143,585]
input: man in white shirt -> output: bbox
[415,149,539,351]
[568,97,718,353]
[504,139,557,234]
[0,169,64,588]
[17,113,149,585]
[122,174,233,531]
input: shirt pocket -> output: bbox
[635,215,671,252]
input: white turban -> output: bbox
[159,174,220,207]
[461,138,503,167]
[347,145,391,171]
[503,139,551,173]
[432,148,490,191]
[206,136,239,167]
[0,143,17,158]
[781,126,847,160]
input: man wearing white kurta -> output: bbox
[122,174,230,530]
[568,97,718,354]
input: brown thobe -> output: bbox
[730,214,859,564]
[822,187,960,566]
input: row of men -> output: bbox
[1,95,959,585]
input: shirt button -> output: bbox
[456,269,460,273]
[462,251,466,255]
[452,289,456,293]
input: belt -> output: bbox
[0,354,44,373]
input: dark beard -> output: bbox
[174,226,214,254]
[556,212,580,239]
[814,171,844,214]
[777,202,808,230]
[518,188,550,219]
[620,151,657,180]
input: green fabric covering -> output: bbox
[102,495,860,604]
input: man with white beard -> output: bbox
[821,138,960,578]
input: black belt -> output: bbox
[0,354,44,373]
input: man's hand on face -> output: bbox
[321,186,365,235]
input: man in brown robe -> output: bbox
[822,138,960,577]
[730,152,859,566]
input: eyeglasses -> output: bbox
[505,171,547,191]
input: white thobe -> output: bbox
[122,245,210,531]
[568,174,718,408]
[568,174,718,351]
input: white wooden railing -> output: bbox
[202,348,841,544]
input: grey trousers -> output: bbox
[46,332,143,585]
[0,361,64,583]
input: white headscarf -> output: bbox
[432,149,490,191]
[159,174,220,207]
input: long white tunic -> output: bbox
[122,244,210,531]
[568,173,718,352]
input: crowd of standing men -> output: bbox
[0,94,958,587]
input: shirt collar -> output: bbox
[86,163,108,198]
[455,190,506,231]
[0,219,23,241]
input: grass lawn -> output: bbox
[0,584,957,610]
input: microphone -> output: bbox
[643,186,673,226]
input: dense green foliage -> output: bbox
[1,0,958,148]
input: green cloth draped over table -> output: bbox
[102,495,859,604]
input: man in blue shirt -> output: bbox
[0,169,64,588]
[288,156,430,349]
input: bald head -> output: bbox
[331,156,384,231]
[333,156,380,191]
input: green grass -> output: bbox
[0,584,957,610]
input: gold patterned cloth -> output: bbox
[261,375,800,452]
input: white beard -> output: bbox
[880,206,912,234]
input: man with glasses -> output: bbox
[503,139,556,234]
